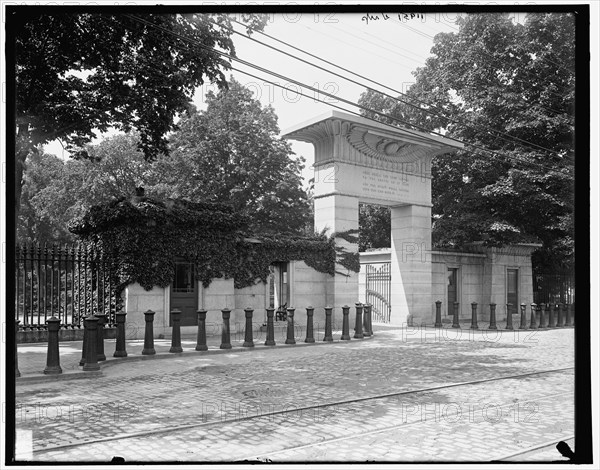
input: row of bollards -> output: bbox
[166,304,374,351]
[132,304,375,356]
[27,311,130,376]
[17,304,372,377]
[16,298,572,378]
[435,301,575,330]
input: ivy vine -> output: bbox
[68,196,360,292]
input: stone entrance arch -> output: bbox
[283,111,463,325]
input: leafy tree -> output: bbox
[17,151,74,244]
[358,204,390,251]
[158,78,312,234]
[17,133,152,244]
[18,85,312,242]
[11,10,267,214]
[358,13,575,272]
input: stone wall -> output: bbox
[431,250,487,323]
[122,262,333,340]
[124,283,168,339]
[291,260,333,333]
[360,244,539,326]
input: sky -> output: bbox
[42,10,465,186]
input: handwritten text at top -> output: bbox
[362,13,425,25]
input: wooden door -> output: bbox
[447,268,458,315]
[170,260,197,327]
[507,269,519,316]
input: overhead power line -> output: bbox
[229,18,571,158]
[123,14,572,177]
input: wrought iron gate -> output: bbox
[365,262,391,323]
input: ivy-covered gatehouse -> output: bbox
[69,188,360,338]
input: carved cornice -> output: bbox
[283,111,462,170]
[346,125,442,164]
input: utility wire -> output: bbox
[231,64,569,176]
[335,18,573,112]
[124,14,572,176]
[301,24,415,72]
[229,18,571,158]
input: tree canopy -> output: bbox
[158,78,312,234]
[11,10,267,212]
[358,13,575,272]
[17,79,312,243]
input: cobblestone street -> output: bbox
[14,325,575,463]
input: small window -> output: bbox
[447,268,458,315]
[173,261,195,293]
[507,269,519,315]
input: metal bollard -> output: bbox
[362,305,371,337]
[470,302,478,329]
[113,311,128,357]
[265,308,276,346]
[452,301,460,328]
[243,308,255,347]
[519,303,528,329]
[557,303,564,327]
[79,317,89,366]
[505,304,514,330]
[529,303,538,329]
[305,306,315,343]
[354,303,364,339]
[565,303,572,327]
[82,315,100,371]
[488,303,497,330]
[195,309,208,351]
[323,306,333,342]
[341,305,351,340]
[95,313,107,361]
[169,309,183,353]
[220,308,232,349]
[142,310,156,355]
[364,303,373,337]
[285,307,296,344]
[44,317,62,375]
[538,304,547,329]
[16,321,21,378]
[435,301,443,328]
[548,303,555,328]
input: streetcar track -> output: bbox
[28,366,574,454]
[237,390,574,461]
[494,435,575,461]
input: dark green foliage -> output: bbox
[358,204,391,251]
[358,13,574,272]
[69,196,245,236]
[69,197,356,292]
[162,78,311,235]
[12,11,267,213]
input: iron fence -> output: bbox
[15,243,121,329]
[533,272,575,305]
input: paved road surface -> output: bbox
[13,325,575,463]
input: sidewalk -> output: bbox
[16,322,574,381]
[16,327,342,380]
